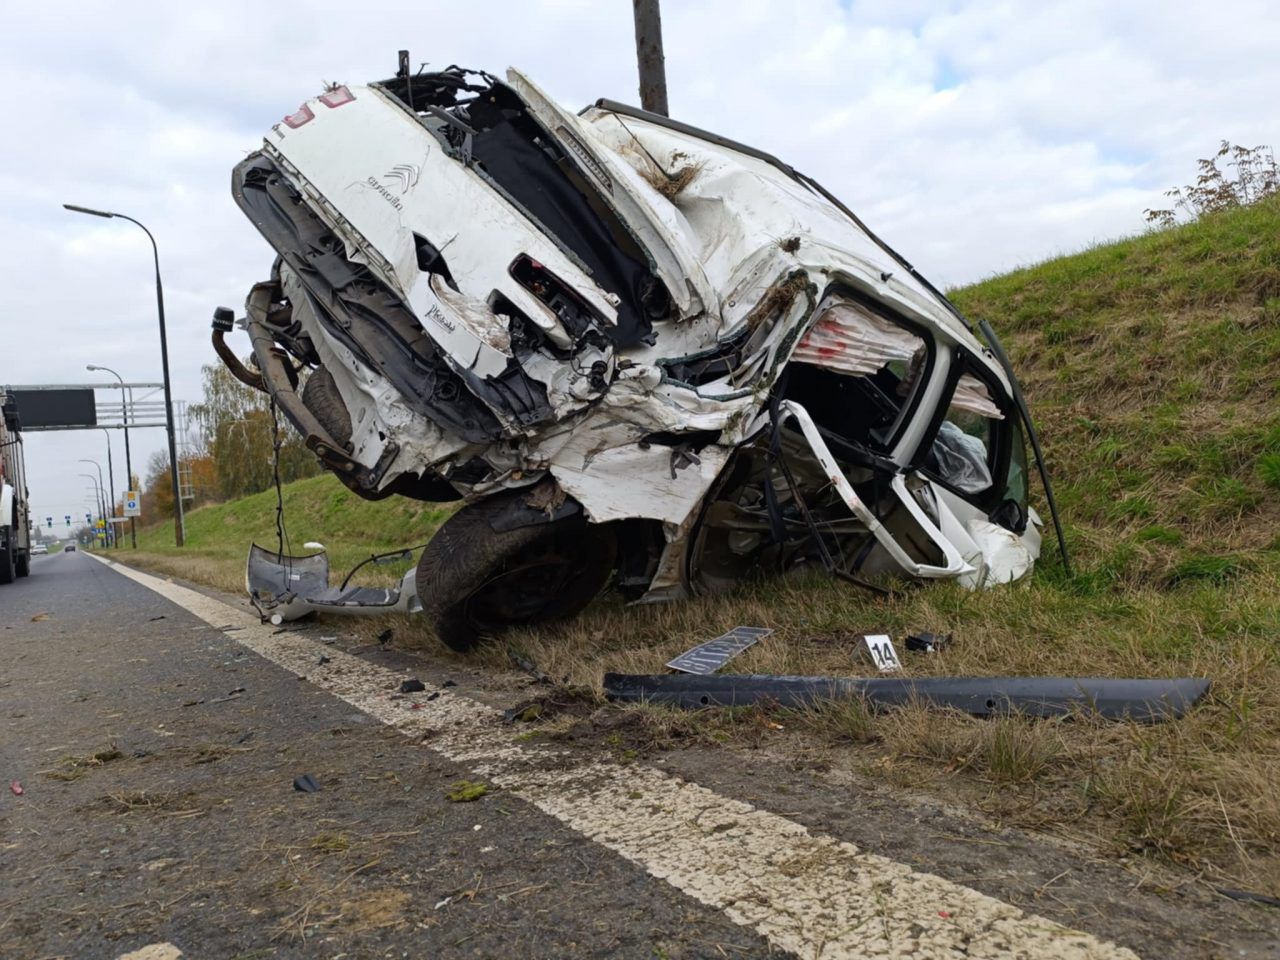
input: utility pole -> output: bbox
[632,0,669,116]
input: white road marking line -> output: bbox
[91,554,1139,960]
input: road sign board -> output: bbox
[123,490,141,517]
[5,389,96,429]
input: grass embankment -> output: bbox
[120,197,1280,893]
[122,474,452,594]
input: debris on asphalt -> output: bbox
[234,731,254,744]
[905,631,952,654]
[602,673,1213,721]
[426,692,440,701]
[508,649,555,685]
[42,747,125,782]
[10,779,23,795]
[148,615,167,622]
[292,773,320,793]
[441,680,457,688]
[666,626,774,675]
[445,780,489,802]
[377,629,394,645]
[399,678,426,694]
[502,685,597,724]
[504,702,544,723]
[1214,886,1280,908]
[30,612,50,622]
[318,654,331,665]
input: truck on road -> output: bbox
[1,391,31,583]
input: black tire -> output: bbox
[0,527,14,585]
[15,550,29,578]
[302,365,352,447]
[416,494,616,652]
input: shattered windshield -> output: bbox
[790,299,932,451]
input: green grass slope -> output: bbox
[952,193,1280,586]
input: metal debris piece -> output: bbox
[603,673,1212,722]
[905,632,951,654]
[1215,887,1280,908]
[666,626,774,675]
[246,544,418,624]
[292,774,320,793]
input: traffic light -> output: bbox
[64,515,71,526]
[46,516,52,527]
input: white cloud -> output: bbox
[2,0,1276,526]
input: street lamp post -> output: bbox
[79,473,105,546]
[95,428,117,549]
[65,204,184,547]
[87,364,136,548]
[79,459,109,547]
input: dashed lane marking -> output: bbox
[89,554,1140,960]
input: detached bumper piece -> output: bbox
[602,673,1211,722]
[246,543,420,624]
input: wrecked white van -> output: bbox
[218,62,1065,650]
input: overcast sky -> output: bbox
[3,0,1276,538]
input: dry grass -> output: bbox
[42,745,125,781]
[434,565,1280,894]
[638,157,705,200]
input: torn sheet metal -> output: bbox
[603,673,1213,722]
[666,626,774,675]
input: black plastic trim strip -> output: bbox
[604,673,1211,722]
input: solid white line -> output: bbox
[89,554,1139,960]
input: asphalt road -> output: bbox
[2,550,1277,959]
[2,551,771,959]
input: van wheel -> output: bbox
[416,495,616,653]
